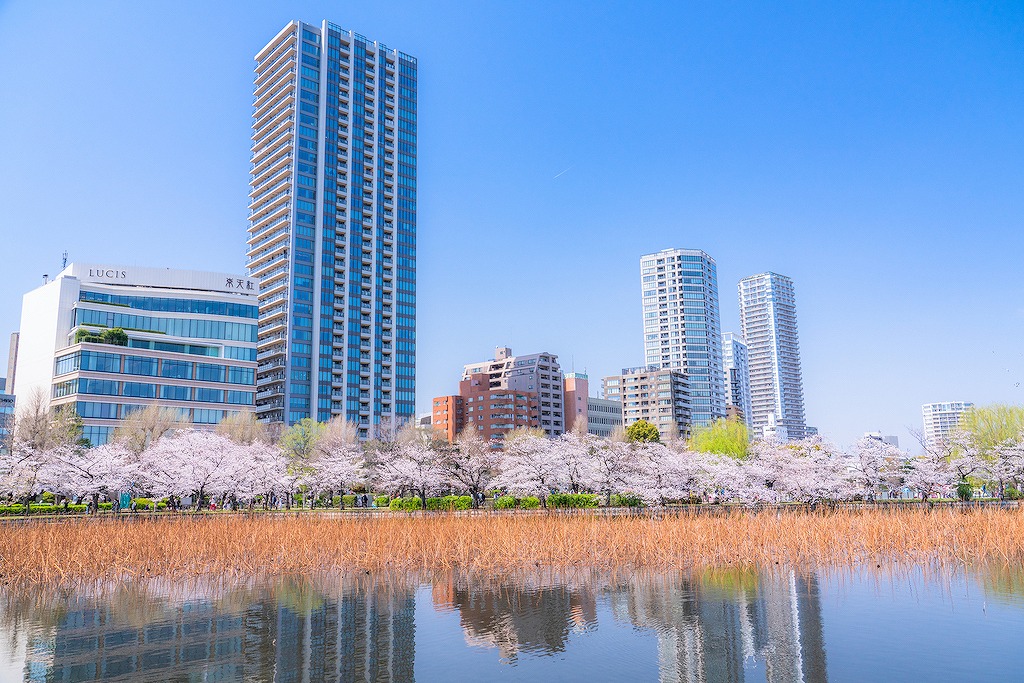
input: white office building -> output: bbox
[640,248,726,427]
[248,21,417,436]
[738,272,806,441]
[11,264,258,446]
[922,401,973,451]
[722,332,753,433]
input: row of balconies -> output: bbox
[254,44,296,92]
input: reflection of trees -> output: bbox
[432,571,597,661]
[0,575,416,683]
[980,563,1024,607]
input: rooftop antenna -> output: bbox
[61,251,68,270]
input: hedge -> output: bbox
[520,496,541,509]
[610,493,644,507]
[494,495,517,510]
[389,497,423,512]
[374,495,390,507]
[425,495,473,511]
[547,493,599,509]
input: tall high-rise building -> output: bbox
[921,401,973,451]
[640,248,726,427]
[248,20,417,438]
[738,272,806,441]
[722,332,753,433]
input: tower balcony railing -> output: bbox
[252,70,296,109]
[254,64,296,100]
[254,43,296,87]
[252,101,295,138]
[248,191,291,220]
[249,129,294,166]
[250,147,293,176]
[251,116,295,151]
[247,243,288,272]
[249,163,292,195]
[253,88,295,127]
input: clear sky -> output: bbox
[1,0,1022,449]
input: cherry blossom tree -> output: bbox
[583,438,635,506]
[550,430,594,494]
[903,453,955,502]
[45,442,138,510]
[233,440,289,509]
[0,441,49,509]
[493,429,563,507]
[440,430,502,506]
[373,439,446,509]
[850,437,905,501]
[139,430,246,510]
[306,418,365,508]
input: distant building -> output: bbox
[0,379,13,453]
[603,366,691,439]
[805,426,818,437]
[864,431,898,448]
[640,248,726,426]
[761,412,789,442]
[462,347,564,437]
[12,264,258,446]
[432,374,539,445]
[563,372,589,433]
[586,396,622,438]
[739,272,807,441]
[6,332,18,392]
[722,332,753,433]
[922,402,974,451]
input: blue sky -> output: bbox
[1,0,1022,449]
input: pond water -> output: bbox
[1,564,1020,682]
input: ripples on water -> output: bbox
[1,564,1021,682]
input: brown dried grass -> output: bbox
[1,507,1021,588]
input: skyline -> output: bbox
[2,1,1023,448]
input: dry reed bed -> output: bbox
[1,508,1021,587]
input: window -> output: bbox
[195,388,224,403]
[78,378,119,396]
[195,364,226,383]
[160,385,191,401]
[80,351,121,373]
[122,382,157,399]
[193,409,223,424]
[161,360,192,380]
[123,356,158,376]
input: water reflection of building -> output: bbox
[610,571,828,683]
[432,575,597,661]
[4,578,416,682]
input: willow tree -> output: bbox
[690,418,749,459]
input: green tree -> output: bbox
[625,420,660,444]
[280,418,324,508]
[100,327,129,346]
[280,418,325,461]
[956,404,1024,459]
[690,418,749,459]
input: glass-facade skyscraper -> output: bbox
[248,20,417,437]
[640,248,726,427]
[738,272,806,441]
